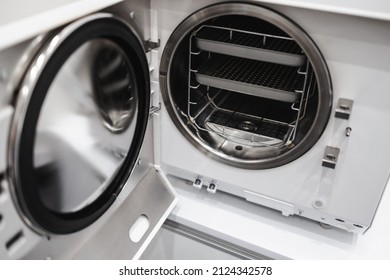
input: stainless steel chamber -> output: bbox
[160,3,332,169]
[157,0,390,234]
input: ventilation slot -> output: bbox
[5,230,24,252]
[0,214,2,225]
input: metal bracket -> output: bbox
[149,104,161,116]
[335,98,354,120]
[207,182,217,194]
[322,146,340,169]
[192,178,203,190]
[145,39,160,52]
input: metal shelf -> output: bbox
[187,16,314,148]
[195,55,304,103]
[196,25,305,66]
[205,109,293,147]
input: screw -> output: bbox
[345,127,352,137]
[319,222,333,230]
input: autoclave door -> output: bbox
[2,13,177,259]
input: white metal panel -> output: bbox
[253,0,390,21]
[167,175,390,259]
[0,180,42,260]
[0,0,123,51]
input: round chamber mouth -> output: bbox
[160,3,332,169]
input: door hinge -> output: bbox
[322,146,340,169]
[335,98,354,120]
[145,39,160,52]
[149,104,161,116]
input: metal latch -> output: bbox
[192,178,203,190]
[145,39,160,52]
[335,98,354,120]
[322,146,340,169]
[207,182,217,194]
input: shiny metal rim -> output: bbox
[160,2,332,169]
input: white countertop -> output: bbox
[167,175,390,259]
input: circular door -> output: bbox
[8,14,150,235]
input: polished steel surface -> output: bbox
[34,39,138,213]
[73,168,177,259]
[8,13,143,234]
[160,3,332,169]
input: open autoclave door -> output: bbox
[0,9,177,259]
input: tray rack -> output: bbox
[186,21,315,148]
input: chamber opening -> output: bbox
[161,7,331,169]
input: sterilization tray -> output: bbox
[196,27,305,66]
[204,110,293,146]
[195,56,304,103]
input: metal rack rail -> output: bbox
[195,25,306,66]
[186,21,315,148]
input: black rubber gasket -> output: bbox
[16,17,150,234]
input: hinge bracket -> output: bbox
[145,39,160,52]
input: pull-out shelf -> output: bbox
[195,26,306,67]
[195,55,304,103]
[205,109,294,147]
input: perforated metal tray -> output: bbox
[195,26,306,66]
[196,56,303,103]
[204,110,293,147]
